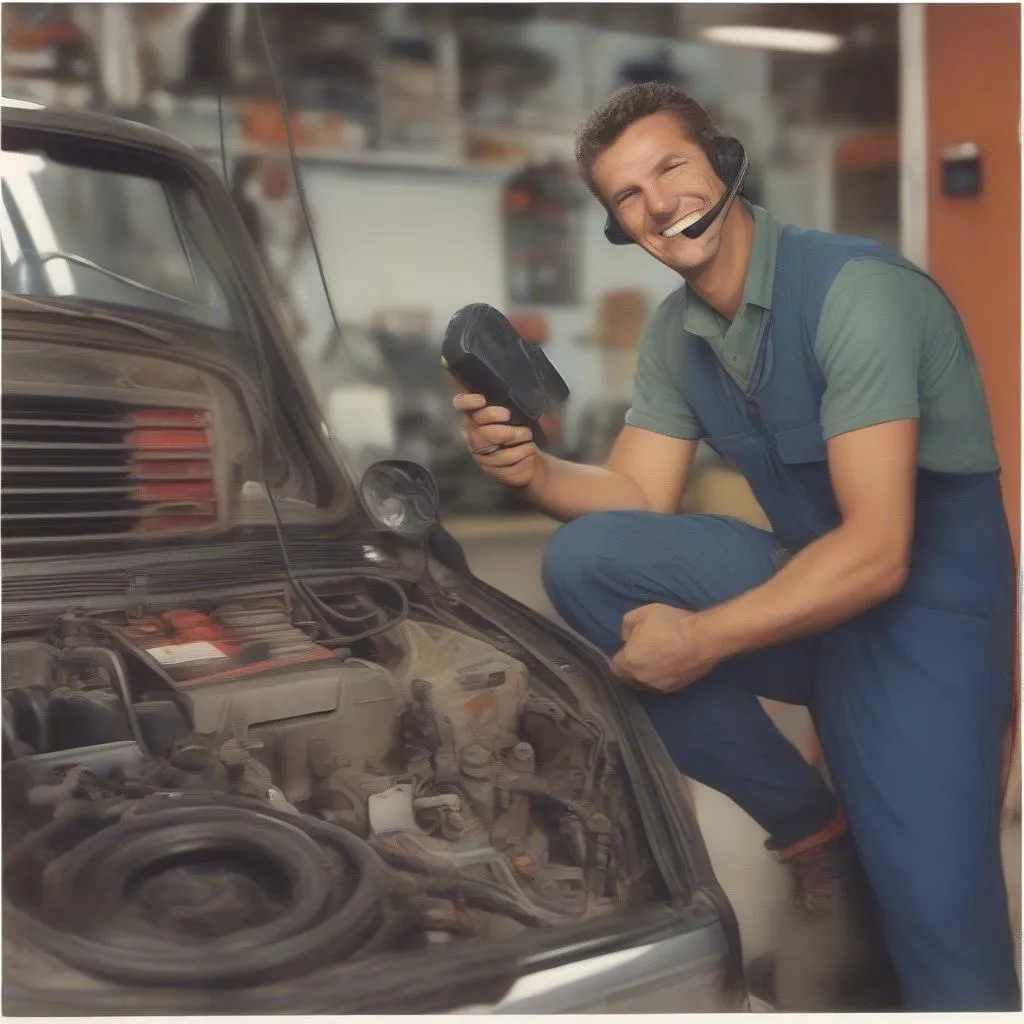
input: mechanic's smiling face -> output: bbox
[591,111,731,275]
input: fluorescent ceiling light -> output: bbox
[700,25,844,54]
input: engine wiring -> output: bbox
[367,837,563,928]
[62,646,152,757]
[298,575,411,648]
[197,248,406,645]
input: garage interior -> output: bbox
[2,1,1021,1011]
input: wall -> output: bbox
[297,163,681,431]
[926,3,1021,553]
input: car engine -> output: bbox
[2,585,659,998]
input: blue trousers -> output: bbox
[541,510,1019,1012]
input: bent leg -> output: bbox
[541,510,837,847]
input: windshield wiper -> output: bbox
[1,292,174,344]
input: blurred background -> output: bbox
[3,1,1020,970]
[2,2,910,515]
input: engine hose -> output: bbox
[348,896,423,959]
[368,840,559,927]
[295,576,411,646]
[415,874,555,928]
[58,617,195,728]
[4,796,393,988]
[4,798,131,868]
[2,699,36,761]
[64,646,151,757]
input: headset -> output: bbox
[604,133,749,246]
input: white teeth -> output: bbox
[662,209,706,237]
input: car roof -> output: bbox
[1,97,201,166]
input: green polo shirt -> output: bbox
[625,205,1000,475]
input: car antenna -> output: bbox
[213,6,408,648]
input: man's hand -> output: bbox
[611,603,719,692]
[442,358,699,522]
[451,390,541,489]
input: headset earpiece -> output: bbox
[604,211,633,246]
[709,135,745,189]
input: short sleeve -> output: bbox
[815,260,925,440]
[624,295,702,440]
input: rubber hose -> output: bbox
[64,646,150,756]
[48,810,333,955]
[62,619,195,729]
[367,840,550,924]
[3,799,131,871]
[4,798,390,987]
[368,838,575,925]
[416,875,554,927]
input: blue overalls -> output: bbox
[542,226,1019,1011]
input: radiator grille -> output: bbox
[2,394,217,544]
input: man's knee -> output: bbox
[542,510,779,612]
[541,511,630,608]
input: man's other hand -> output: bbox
[611,603,719,692]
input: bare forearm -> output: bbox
[695,524,908,660]
[524,452,649,522]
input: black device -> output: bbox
[941,143,982,198]
[604,135,749,246]
[441,304,569,449]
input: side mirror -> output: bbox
[359,460,440,538]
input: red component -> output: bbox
[128,428,210,452]
[119,607,333,686]
[122,610,239,660]
[125,408,216,534]
[163,610,220,638]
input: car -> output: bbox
[0,98,751,1015]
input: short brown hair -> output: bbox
[574,82,718,196]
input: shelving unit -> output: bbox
[159,103,577,178]
[0,8,731,180]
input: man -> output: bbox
[450,82,1018,1011]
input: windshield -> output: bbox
[1,149,236,330]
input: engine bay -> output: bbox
[2,577,661,999]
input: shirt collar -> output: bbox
[682,203,781,337]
